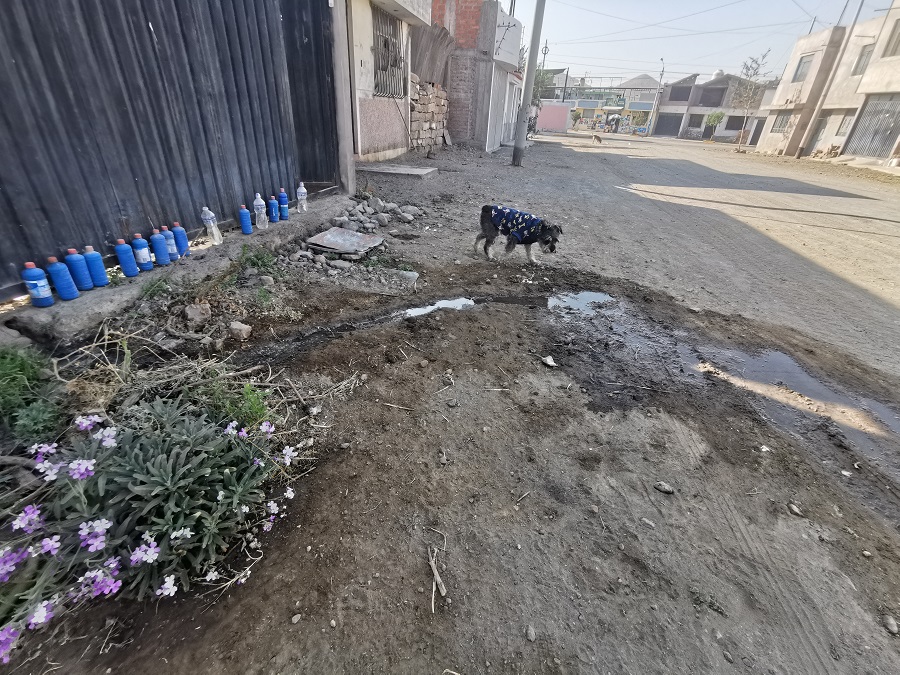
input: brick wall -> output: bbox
[409,72,449,151]
[446,49,477,141]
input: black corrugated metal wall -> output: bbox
[0,0,338,296]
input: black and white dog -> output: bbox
[474,205,562,264]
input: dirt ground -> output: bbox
[16,135,900,674]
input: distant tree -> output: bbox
[705,110,726,137]
[631,110,649,126]
[733,50,770,151]
[532,69,556,106]
[571,110,583,125]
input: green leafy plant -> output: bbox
[140,278,169,300]
[200,382,270,429]
[705,111,726,133]
[0,348,47,423]
[255,288,273,307]
[238,245,279,277]
[12,400,61,444]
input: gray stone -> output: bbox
[398,213,414,223]
[400,205,422,216]
[259,275,275,287]
[329,260,352,270]
[292,614,302,624]
[384,202,399,212]
[332,216,350,226]
[212,338,225,352]
[884,614,899,635]
[526,625,536,642]
[290,250,313,262]
[244,266,259,277]
[374,213,391,227]
[229,321,252,341]
[313,254,327,265]
[653,481,675,495]
[183,303,212,327]
[0,325,32,348]
[363,205,375,215]
[367,197,385,213]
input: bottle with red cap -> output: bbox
[65,248,94,291]
[82,246,110,286]
[115,239,140,277]
[21,262,54,307]
[149,229,171,265]
[46,257,80,300]
[131,233,153,271]
[160,226,180,261]
[171,222,190,257]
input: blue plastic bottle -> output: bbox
[278,188,289,220]
[21,262,54,307]
[149,229,171,266]
[239,204,253,234]
[132,234,153,271]
[160,225,180,261]
[268,195,279,223]
[46,256,79,300]
[82,246,109,287]
[171,222,190,257]
[115,239,140,277]
[65,248,94,291]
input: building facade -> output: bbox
[757,0,900,162]
[652,72,766,143]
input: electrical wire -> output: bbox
[556,20,810,45]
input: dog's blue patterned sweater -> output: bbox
[490,206,544,244]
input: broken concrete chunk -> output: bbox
[398,213,415,223]
[259,275,275,287]
[328,260,352,270]
[400,205,422,216]
[653,481,675,495]
[229,321,252,341]
[331,216,350,226]
[525,625,536,642]
[367,197,384,213]
[540,356,558,367]
[374,213,391,227]
[183,303,212,327]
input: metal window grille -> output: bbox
[885,20,900,57]
[373,5,406,99]
[792,55,813,83]
[852,45,874,76]
[771,112,791,133]
[835,114,854,137]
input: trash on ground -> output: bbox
[306,227,384,255]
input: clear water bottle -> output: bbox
[296,182,308,213]
[253,193,267,230]
[201,207,223,245]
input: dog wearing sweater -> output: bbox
[474,205,562,264]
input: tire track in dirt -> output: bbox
[716,494,836,675]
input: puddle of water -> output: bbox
[548,291,614,314]
[403,297,474,317]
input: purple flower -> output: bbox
[12,505,43,534]
[253,458,263,467]
[68,458,96,480]
[0,547,29,582]
[74,415,103,431]
[237,428,248,439]
[78,519,112,552]
[281,446,298,466]
[77,569,121,598]
[129,540,160,566]
[26,601,54,629]
[284,487,295,500]
[170,527,193,541]
[266,501,279,514]
[0,626,20,664]
[223,421,238,436]
[35,460,61,482]
[156,575,177,597]
[40,536,61,556]
[92,427,117,448]
[104,556,121,575]
[259,421,275,439]
[262,521,273,532]
[28,442,58,456]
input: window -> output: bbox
[886,19,900,57]
[688,114,704,128]
[792,54,814,83]
[669,86,691,102]
[852,45,875,76]
[372,5,406,98]
[698,88,725,107]
[724,115,746,131]
[835,114,854,136]
[771,112,792,133]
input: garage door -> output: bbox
[844,94,900,158]
[654,113,683,137]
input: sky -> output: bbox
[508,0,884,86]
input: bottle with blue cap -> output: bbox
[131,233,154,271]
[160,225,180,261]
[82,246,110,286]
[278,188,289,220]
[296,182,308,213]
[239,205,253,234]
[21,262,54,307]
[115,238,140,277]
[171,222,190,257]
[149,229,171,265]
[46,256,79,300]
[65,248,94,291]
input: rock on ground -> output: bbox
[229,321,252,341]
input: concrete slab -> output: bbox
[2,193,354,344]
[356,164,437,178]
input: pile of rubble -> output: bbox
[329,196,424,234]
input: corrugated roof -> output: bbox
[617,74,660,89]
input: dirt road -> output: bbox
[37,136,900,674]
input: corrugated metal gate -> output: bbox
[654,113,683,137]
[0,0,337,296]
[844,94,900,158]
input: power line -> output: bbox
[555,0,750,44]
[556,20,809,45]
[789,0,816,19]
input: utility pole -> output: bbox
[509,0,516,15]
[795,0,864,158]
[808,15,816,34]
[512,0,547,166]
[541,40,549,71]
[647,58,664,136]
[562,68,569,102]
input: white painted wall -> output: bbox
[858,1,900,95]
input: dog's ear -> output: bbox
[554,225,563,235]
